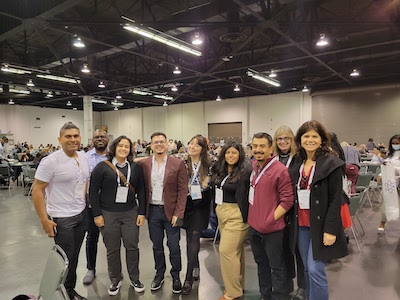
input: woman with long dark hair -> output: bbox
[212,140,252,300]
[179,134,214,294]
[289,121,348,300]
[89,135,146,296]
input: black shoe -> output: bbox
[192,267,200,281]
[150,276,164,291]
[172,278,182,294]
[291,287,306,300]
[181,280,193,295]
[68,289,87,300]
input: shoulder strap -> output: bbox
[104,160,135,194]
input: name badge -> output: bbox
[74,180,85,200]
[298,189,310,209]
[116,186,129,203]
[215,187,223,205]
[190,184,202,200]
[249,186,255,205]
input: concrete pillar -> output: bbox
[82,95,93,146]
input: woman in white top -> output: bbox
[378,134,400,231]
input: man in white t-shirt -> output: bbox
[32,122,89,300]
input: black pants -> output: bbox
[249,227,289,300]
[53,209,87,291]
[85,207,100,272]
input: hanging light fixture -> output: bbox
[114,107,119,111]
[173,66,181,74]
[27,79,35,87]
[66,100,72,106]
[302,86,309,92]
[111,100,124,106]
[8,99,14,105]
[171,85,178,92]
[1,63,31,74]
[46,91,54,98]
[116,95,122,99]
[163,101,168,107]
[247,68,281,87]
[269,70,277,78]
[73,107,77,110]
[350,69,360,77]
[73,36,85,48]
[316,33,329,47]
[98,81,105,88]
[81,64,90,73]
[216,95,222,101]
[192,32,203,45]
[234,84,240,92]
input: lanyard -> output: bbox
[251,157,277,187]
[220,174,230,188]
[113,160,131,186]
[285,155,293,168]
[297,162,315,190]
[191,161,201,185]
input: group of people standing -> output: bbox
[32,119,349,300]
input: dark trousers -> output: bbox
[53,209,87,291]
[101,208,140,284]
[249,227,289,300]
[283,228,306,290]
[148,205,181,279]
[85,207,100,272]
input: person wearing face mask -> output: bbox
[377,134,400,232]
[89,135,146,296]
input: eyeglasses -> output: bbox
[277,137,291,142]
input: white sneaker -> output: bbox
[108,280,122,296]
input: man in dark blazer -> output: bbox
[138,132,188,294]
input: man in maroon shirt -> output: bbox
[248,132,294,300]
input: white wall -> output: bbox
[0,91,311,147]
[0,105,101,146]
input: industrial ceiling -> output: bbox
[1,0,399,111]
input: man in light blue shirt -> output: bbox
[83,129,109,285]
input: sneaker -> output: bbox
[131,280,145,293]
[181,280,193,295]
[82,270,95,285]
[68,289,88,300]
[108,280,122,296]
[172,278,182,294]
[150,276,164,291]
[192,267,200,281]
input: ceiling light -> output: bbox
[92,98,107,104]
[173,67,181,74]
[66,100,72,106]
[46,91,53,98]
[247,68,281,87]
[27,79,35,87]
[131,89,151,95]
[268,70,277,78]
[171,85,178,92]
[350,69,360,77]
[163,101,168,107]
[154,94,173,100]
[98,81,105,88]
[1,64,31,74]
[8,99,14,105]
[9,88,30,94]
[122,17,202,57]
[192,32,202,45]
[37,74,80,84]
[73,36,85,48]
[234,84,240,92]
[116,95,122,99]
[316,33,329,47]
[111,100,124,106]
[216,95,222,101]
[302,86,309,92]
[114,107,119,111]
[81,64,90,73]
[73,107,77,110]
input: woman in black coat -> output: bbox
[288,120,348,300]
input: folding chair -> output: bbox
[22,166,36,197]
[51,284,69,300]
[355,173,374,207]
[348,194,363,253]
[37,245,69,300]
[0,164,13,190]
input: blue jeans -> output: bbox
[148,205,181,279]
[85,207,100,272]
[298,226,328,300]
